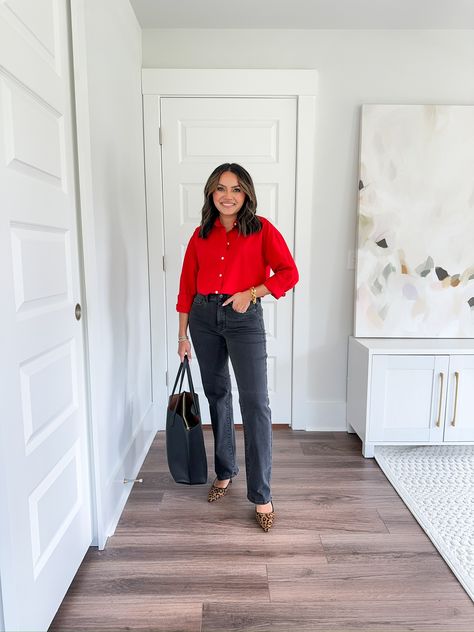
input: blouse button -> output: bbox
[227,242,229,246]
[214,290,218,294]
[221,256,224,260]
[219,273,222,277]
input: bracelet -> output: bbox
[250,286,257,304]
[178,335,189,342]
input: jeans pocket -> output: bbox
[231,302,257,315]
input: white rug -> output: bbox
[375,445,474,602]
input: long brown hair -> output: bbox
[199,163,262,238]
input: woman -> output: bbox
[176,163,298,531]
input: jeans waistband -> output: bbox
[204,293,230,302]
[198,293,261,303]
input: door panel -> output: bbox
[0,2,92,630]
[444,356,474,442]
[161,97,297,424]
[369,355,449,442]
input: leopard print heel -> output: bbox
[207,478,232,502]
[255,502,275,532]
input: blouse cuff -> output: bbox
[176,293,195,313]
[263,276,287,300]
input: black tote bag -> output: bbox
[166,355,208,484]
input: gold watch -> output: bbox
[250,287,257,304]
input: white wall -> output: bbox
[142,29,474,428]
[72,0,155,546]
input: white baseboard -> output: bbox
[292,400,347,431]
[0,576,4,632]
[157,400,347,432]
[98,404,159,548]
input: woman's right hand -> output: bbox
[178,340,192,363]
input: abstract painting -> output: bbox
[355,104,474,337]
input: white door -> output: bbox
[0,2,92,630]
[161,97,297,425]
[444,356,474,442]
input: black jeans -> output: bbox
[188,293,272,504]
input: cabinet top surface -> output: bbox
[350,337,474,354]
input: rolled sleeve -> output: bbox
[262,221,299,299]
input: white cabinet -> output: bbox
[347,337,474,457]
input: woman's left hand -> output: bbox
[222,291,251,313]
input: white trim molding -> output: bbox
[142,68,318,431]
[142,68,318,97]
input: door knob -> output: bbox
[75,303,82,321]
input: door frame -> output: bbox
[142,69,318,430]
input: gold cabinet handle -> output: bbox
[436,372,444,427]
[451,371,460,426]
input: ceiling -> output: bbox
[129,0,474,29]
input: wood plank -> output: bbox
[377,506,426,534]
[202,598,474,631]
[95,532,328,566]
[300,439,363,456]
[65,562,269,601]
[320,533,438,563]
[267,558,468,601]
[51,597,202,632]
[272,466,389,481]
[264,504,389,534]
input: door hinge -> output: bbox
[162,255,166,271]
[165,370,168,386]
[158,126,163,145]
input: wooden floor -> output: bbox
[50,428,474,631]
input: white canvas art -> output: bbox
[355,104,474,338]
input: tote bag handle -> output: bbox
[170,355,199,415]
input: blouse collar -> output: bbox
[213,216,237,229]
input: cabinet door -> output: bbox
[444,356,474,442]
[369,355,449,442]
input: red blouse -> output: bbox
[176,215,299,313]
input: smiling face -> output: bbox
[212,171,246,221]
